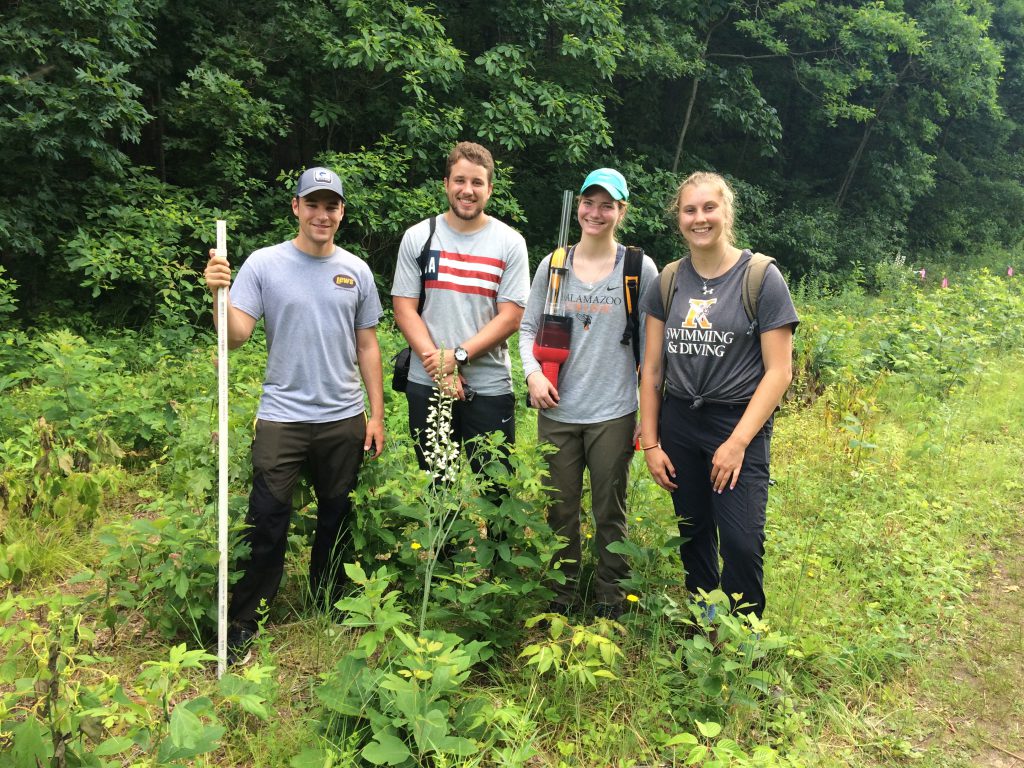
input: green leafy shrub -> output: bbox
[0,541,31,585]
[0,594,232,767]
[519,614,624,687]
[351,425,563,648]
[0,417,122,527]
[90,495,250,642]
[0,266,17,321]
[62,170,225,329]
[659,719,803,767]
[315,563,492,766]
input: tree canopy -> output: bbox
[2,0,1020,328]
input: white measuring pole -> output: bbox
[215,220,229,678]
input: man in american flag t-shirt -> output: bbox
[392,142,529,474]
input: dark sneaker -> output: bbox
[533,599,579,631]
[226,626,257,667]
[547,599,579,618]
[591,601,626,621]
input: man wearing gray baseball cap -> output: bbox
[295,166,346,200]
[203,166,384,663]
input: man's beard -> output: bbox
[450,196,483,221]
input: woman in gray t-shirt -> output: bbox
[520,168,657,620]
[638,172,798,621]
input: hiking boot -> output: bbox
[226,626,257,667]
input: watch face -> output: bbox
[455,347,468,363]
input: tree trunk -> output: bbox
[672,26,721,175]
[835,119,875,210]
[835,60,912,209]
[672,75,701,174]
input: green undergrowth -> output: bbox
[1,267,1022,766]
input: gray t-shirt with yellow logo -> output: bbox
[638,250,798,404]
[231,240,383,422]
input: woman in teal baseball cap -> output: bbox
[519,169,658,621]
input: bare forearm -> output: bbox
[205,250,255,347]
[728,367,792,447]
[728,326,794,447]
[356,340,385,420]
[462,304,523,360]
[639,316,666,446]
[393,299,436,356]
[211,293,255,348]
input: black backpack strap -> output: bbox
[414,216,437,315]
[741,252,776,336]
[620,245,644,370]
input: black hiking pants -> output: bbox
[660,394,772,617]
[229,416,365,631]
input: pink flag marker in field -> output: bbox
[1009,266,1015,277]
[941,276,949,288]
[918,268,926,281]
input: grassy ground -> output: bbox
[855,363,1024,768]
[779,359,1024,767]
[244,350,1024,768]
[4,296,1024,766]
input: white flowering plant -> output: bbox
[349,372,564,648]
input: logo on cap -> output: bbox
[314,169,333,183]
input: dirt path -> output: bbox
[910,531,1024,766]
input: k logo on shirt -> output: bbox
[683,297,716,329]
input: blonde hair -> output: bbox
[671,171,736,246]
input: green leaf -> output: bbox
[169,703,203,749]
[664,732,699,748]
[435,734,479,756]
[410,707,450,752]
[10,718,49,765]
[93,736,134,756]
[235,693,270,719]
[685,744,709,765]
[344,561,368,583]
[361,732,412,765]
[695,720,722,739]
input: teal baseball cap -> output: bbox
[580,168,629,201]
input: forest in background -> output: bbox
[4,3,1024,765]
[2,0,1023,334]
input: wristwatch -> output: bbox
[454,346,470,366]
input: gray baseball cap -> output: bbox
[295,167,345,201]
